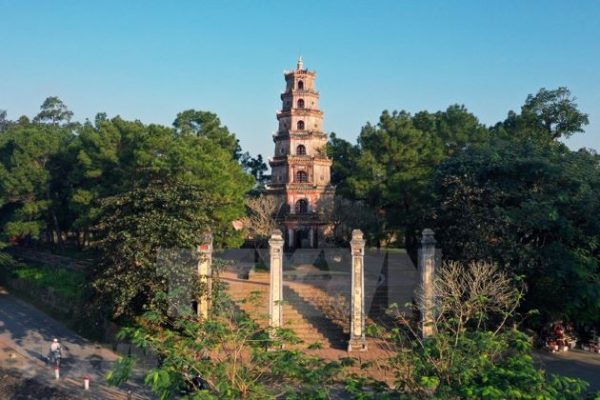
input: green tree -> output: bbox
[329,105,487,250]
[33,96,74,125]
[0,110,11,132]
[240,152,269,186]
[327,132,360,196]
[173,110,241,159]
[492,87,589,142]
[433,141,600,325]
[64,115,124,246]
[0,118,72,244]
[93,121,253,318]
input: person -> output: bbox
[49,338,62,364]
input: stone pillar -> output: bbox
[197,231,213,320]
[348,229,367,352]
[309,227,315,248]
[418,228,437,338]
[269,229,285,330]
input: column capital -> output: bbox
[350,229,365,253]
[197,230,213,254]
[269,229,284,246]
[421,228,437,246]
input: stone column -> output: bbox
[418,228,437,338]
[197,231,213,320]
[348,229,367,352]
[309,227,315,248]
[269,229,285,330]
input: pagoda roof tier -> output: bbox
[284,69,316,77]
[268,156,332,167]
[266,182,334,191]
[280,89,319,99]
[272,130,327,140]
[284,183,335,191]
[276,109,324,119]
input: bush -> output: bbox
[388,261,590,399]
[394,329,588,399]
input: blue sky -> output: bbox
[1,1,598,158]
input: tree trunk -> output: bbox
[51,212,64,248]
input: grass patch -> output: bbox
[12,265,85,300]
[0,252,85,302]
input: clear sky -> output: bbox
[1,1,599,158]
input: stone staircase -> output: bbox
[221,271,348,349]
[283,283,347,349]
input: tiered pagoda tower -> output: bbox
[268,58,335,249]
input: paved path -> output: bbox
[534,349,600,392]
[0,286,154,399]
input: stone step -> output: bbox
[223,274,349,349]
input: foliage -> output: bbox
[33,96,74,125]
[329,86,597,326]
[94,175,251,319]
[0,98,255,319]
[0,116,72,244]
[0,253,84,301]
[0,110,12,132]
[109,278,343,399]
[433,141,600,325]
[328,105,488,250]
[240,153,270,188]
[90,118,252,319]
[393,329,587,399]
[0,99,256,251]
[492,87,589,142]
[389,260,589,399]
[173,110,241,159]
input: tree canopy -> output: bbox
[0,98,255,318]
[329,87,598,327]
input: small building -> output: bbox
[267,58,335,249]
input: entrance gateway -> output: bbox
[267,58,335,249]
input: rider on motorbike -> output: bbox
[49,338,62,364]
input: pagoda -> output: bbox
[268,58,335,249]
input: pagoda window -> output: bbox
[295,170,308,183]
[297,99,305,109]
[297,80,304,90]
[297,120,305,130]
[296,145,306,155]
[295,199,308,214]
